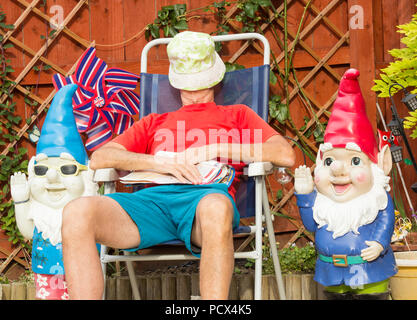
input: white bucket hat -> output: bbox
[167,31,226,91]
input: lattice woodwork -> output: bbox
[221,0,350,247]
[0,0,358,258]
[0,0,93,274]
[0,0,92,160]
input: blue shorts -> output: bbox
[105,183,240,257]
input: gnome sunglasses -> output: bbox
[34,163,88,177]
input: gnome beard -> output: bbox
[312,164,390,239]
[28,168,97,246]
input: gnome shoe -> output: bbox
[324,291,353,300]
[351,292,390,300]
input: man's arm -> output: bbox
[90,142,202,184]
[179,134,296,167]
[90,142,154,171]
[222,134,295,167]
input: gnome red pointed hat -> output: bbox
[322,68,378,163]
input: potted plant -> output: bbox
[242,239,318,300]
[389,212,417,299]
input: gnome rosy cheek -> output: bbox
[350,165,372,186]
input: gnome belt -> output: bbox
[319,254,366,267]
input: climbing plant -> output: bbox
[372,5,417,140]
[0,8,29,248]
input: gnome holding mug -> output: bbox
[294,69,397,300]
[10,84,98,300]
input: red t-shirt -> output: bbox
[112,102,277,199]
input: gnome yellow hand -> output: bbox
[361,241,383,262]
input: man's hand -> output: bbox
[361,241,383,262]
[294,165,314,194]
[154,153,203,184]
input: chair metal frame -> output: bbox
[95,33,286,300]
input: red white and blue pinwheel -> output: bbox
[52,47,140,151]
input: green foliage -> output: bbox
[372,7,417,140]
[403,110,417,139]
[145,4,188,39]
[299,116,327,144]
[245,239,317,274]
[0,275,9,284]
[33,64,51,72]
[372,9,417,98]
[0,10,14,31]
[269,94,288,124]
[17,269,34,284]
[224,61,245,72]
[0,7,29,249]
[235,0,273,33]
[278,243,317,274]
[209,1,232,43]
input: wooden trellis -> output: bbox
[0,0,386,266]
[0,0,93,274]
[219,0,350,247]
[0,0,92,159]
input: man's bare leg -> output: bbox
[62,196,140,300]
[191,193,234,299]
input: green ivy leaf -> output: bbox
[243,2,258,19]
[269,71,277,85]
[2,43,13,49]
[258,0,272,7]
[158,8,170,21]
[174,19,188,30]
[173,3,186,16]
[224,62,245,72]
[149,24,160,39]
[269,95,288,124]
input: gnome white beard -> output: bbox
[312,164,390,239]
[28,170,98,246]
[29,201,62,246]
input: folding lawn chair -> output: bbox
[95,33,286,300]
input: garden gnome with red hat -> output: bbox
[294,68,398,299]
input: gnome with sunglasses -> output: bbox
[10,84,98,300]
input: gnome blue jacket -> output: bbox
[295,190,398,287]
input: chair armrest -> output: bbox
[93,168,119,183]
[244,162,274,177]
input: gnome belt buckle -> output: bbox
[332,255,348,267]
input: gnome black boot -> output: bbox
[352,292,390,300]
[324,291,353,300]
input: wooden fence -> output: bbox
[0,0,416,278]
[0,272,326,300]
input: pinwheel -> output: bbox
[52,47,140,150]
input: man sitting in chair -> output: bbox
[61,31,295,300]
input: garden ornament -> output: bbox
[53,47,140,151]
[294,68,398,300]
[10,84,98,300]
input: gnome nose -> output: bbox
[330,161,345,176]
[46,168,59,183]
